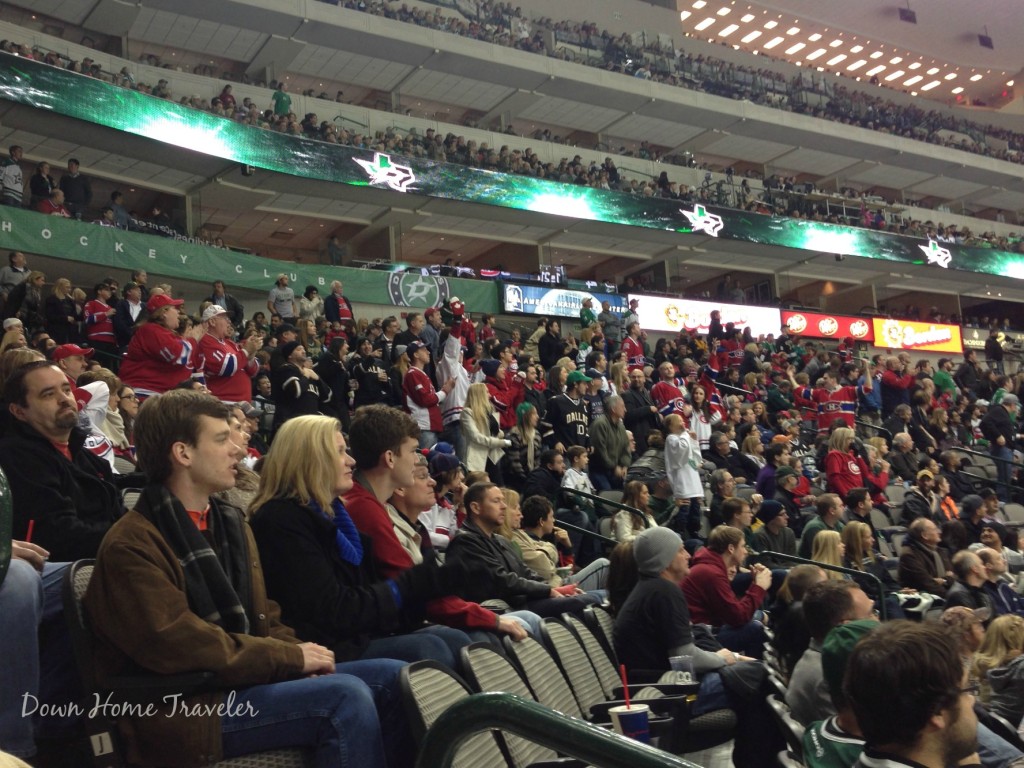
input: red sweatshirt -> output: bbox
[682,547,766,628]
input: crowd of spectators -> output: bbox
[4,246,1024,764]
[5,2,1024,252]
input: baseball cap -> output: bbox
[406,340,427,356]
[566,370,592,385]
[3,317,23,330]
[201,305,227,322]
[916,469,934,481]
[429,451,461,477]
[771,434,793,444]
[146,294,184,313]
[585,368,603,380]
[424,307,437,319]
[821,620,878,700]
[238,401,264,419]
[775,465,798,482]
[52,344,94,362]
[939,605,991,633]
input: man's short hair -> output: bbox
[951,550,980,581]
[134,390,231,484]
[844,487,869,510]
[706,524,743,554]
[803,581,860,642]
[521,495,554,528]
[539,448,561,468]
[908,516,933,540]
[566,445,587,464]
[710,468,732,493]
[464,482,498,517]
[815,493,840,517]
[845,621,964,750]
[721,497,748,525]
[3,360,60,407]
[404,312,421,328]
[348,404,420,470]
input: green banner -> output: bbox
[0,206,499,311]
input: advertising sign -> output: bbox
[871,318,963,354]
[501,284,627,318]
[782,311,874,342]
[629,294,781,337]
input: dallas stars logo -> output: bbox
[920,240,952,268]
[353,152,416,193]
[681,204,724,237]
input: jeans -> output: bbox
[978,722,1024,768]
[0,560,75,757]
[715,621,767,659]
[222,659,410,768]
[567,557,610,592]
[992,445,1014,502]
[418,430,439,451]
[360,625,471,670]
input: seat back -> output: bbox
[885,484,907,506]
[1004,503,1024,524]
[503,636,582,718]
[112,456,136,475]
[565,615,620,700]
[598,516,614,539]
[869,507,894,530]
[539,618,606,714]
[767,694,805,761]
[459,644,558,768]
[584,605,617,661]
[400,661,509,768]
[64,560,100,693]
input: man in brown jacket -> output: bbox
[84,390,408,768]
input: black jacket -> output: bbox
[445,519,552,607]
[315,353,351,430]
[207,292,245,328]
[251,497,406,661]
[0,421,121,561]
[981,404,1015,447]
[622,385,659,454]
[271,363,331,431]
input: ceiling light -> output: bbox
[786,26,800,35]
[926,67,939,75]
[680,10,691,20]
[785,42,805,54]
[850,45,863,53]
[920,80,941,91]
[763,36,785,49]
[884,70,905,81]
[808,33,822,41]
[866,64,886,76]
[719,23,739,36]
[829,38,843,47]
[764,20,778,29]
[694,16,716,30]
[846,60,867,71]
[827,53,847,66]
[908,62,921,70]
[740,13,755,22]
[692,0,706,7]
[944,72,957,80]
[903,75,923,86]
[970,73,983,81]
[952,86,964,94]
[805,48,827,60]
[1008,80,1016,86]
[717,6,731,15]
[870,51,883,59]
[741,30,762,42]
[889,56,902,64]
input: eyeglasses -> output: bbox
[961,682,980,698]
[119,393,138,401]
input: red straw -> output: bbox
[619,663,631,709]
[25,519,34,544]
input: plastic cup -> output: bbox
[608,703,650,743]
[668,654,695,683]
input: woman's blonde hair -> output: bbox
[250,415,342,515]
[866,436,887,454]
[741,433,762,455]
[810,530,844,579]
[609,361,629,393]
[973,614,1024,702]
[827,427,855,453]
[465,382,494,437]
[497,488,521,540]
[52,277,71,297]
[842,521,872,570]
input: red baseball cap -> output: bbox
[146,294,185,313]
[52,344,94,362]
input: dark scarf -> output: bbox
[136,484,252,635]
[310,497,363,566]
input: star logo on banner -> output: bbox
[920,239,952,268]
[681,204,724,237]
[353,152,416,193]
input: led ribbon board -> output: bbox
[501,283,628,318]
[2,53,1022,281]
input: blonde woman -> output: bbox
[973,614,1024,705]
[44,276,78,344]
[507,402,542,491]
[460,382,509,481]
[608,360,629,397]
[810,530,845,580]
[825,426,872,498]
[613,480,658,543]
[298,317,323,359]
[499,488,525,558]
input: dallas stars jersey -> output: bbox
[545,393,589,448]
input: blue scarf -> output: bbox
[310,498,363,567]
